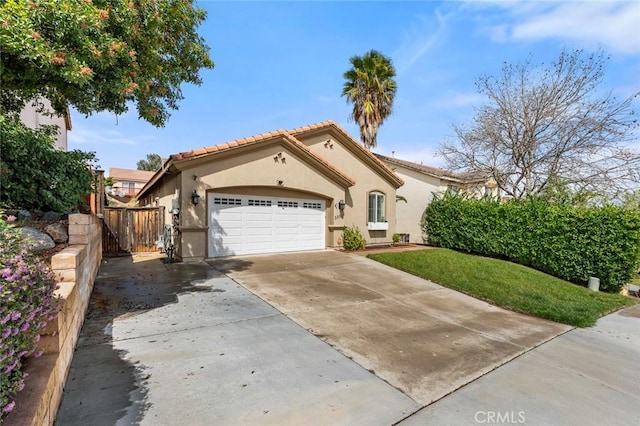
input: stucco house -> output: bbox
[109,168,156,197]
[136,120,403,261]
[375,154,497,244]
[20,97,71,150]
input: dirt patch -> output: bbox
[339,244,431,255]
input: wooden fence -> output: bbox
[102,207,165,255]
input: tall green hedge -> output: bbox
[422,192,640,293]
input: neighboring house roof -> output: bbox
[137,120,402,201]
[374,153,489,184]
[109,168,156,183]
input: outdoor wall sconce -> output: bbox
[191,190,201,205]
[337,200,345,211]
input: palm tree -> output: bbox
[342,50,397,150]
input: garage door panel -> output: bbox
[246,212,273,221]
[246,227,273,237]
[208,193,325,257]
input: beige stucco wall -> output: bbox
[297,133,399,246]
[387,166,449,244]
[19,98,68,151]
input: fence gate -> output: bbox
[102,207,165,255]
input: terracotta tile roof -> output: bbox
[137,120,414,200]
[171,130,288,161]
[374,154,475,182]
[108,167,155,183]
[169,128,356,186]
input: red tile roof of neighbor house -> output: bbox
[374,153,489,184]
[108,168,156,183]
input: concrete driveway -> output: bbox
[55,254,419,425]
[208,250,570,406]
[56,249,575,425]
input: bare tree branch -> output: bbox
[440,49,640,198]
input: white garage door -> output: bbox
[208,193,326,257]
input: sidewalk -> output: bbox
[399,303,640,425]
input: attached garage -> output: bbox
[208,193,326,257]
[135,120,404,261]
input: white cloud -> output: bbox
[477,1,640,55]
[393,10,449,74]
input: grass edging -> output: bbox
[368,248,636,327]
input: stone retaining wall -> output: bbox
[8,214,102,426]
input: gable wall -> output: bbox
[300,132,398,245]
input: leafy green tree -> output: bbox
[103,176,115,188]
[136,153,162,171]
[0,116,96,213]
[440,49,640,199]
[0,0,214,127]
[342,49,397,150]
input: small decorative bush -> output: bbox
[0,216,60,419]
[392,233,401,245]
[342,225,366,251]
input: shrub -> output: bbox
[0,115,96,213]
[0,216,60,419]
[423,192,640,293]
[342,225,366,251]
[392,233,401,245]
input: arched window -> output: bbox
[368,191,386,223]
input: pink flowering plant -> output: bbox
[0,216,60,419]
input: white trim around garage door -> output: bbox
[208,193,326,257]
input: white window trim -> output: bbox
[367,191,388,230]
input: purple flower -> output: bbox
[1,314,9,324]
[21,322,29,331]
[1,328,10,339]
[7,215,16,222]
[11,311,21,321]
[5,359,18,373]
[3,401,15,413]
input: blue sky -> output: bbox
[68,0,640,173]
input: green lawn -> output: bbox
[368,248,636,327]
